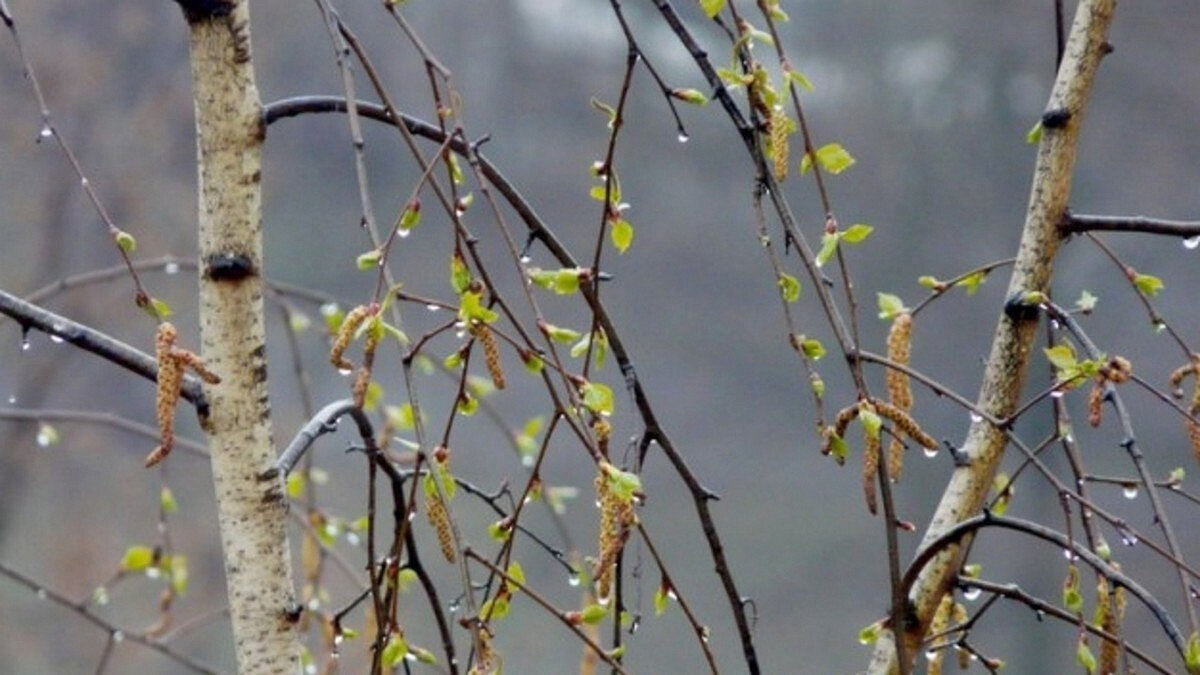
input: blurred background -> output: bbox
[3,0,1200,672]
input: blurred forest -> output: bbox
[3,0,1200,672]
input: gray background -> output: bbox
[3,1,1200,672]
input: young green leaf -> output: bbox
[450,253,470,294]
[778,273,801,302]
[784,67,814,92]
[954,271,986,296]
[1133,273,1164,297]
[1026,120,1043,145]
[458,290,499,324]
[120,545,155,572]
[654,584,671,616]
[611,218,634,253]
[876,292,907,320]
[700,0,725,19]
[840,223,873,244]
[356,249,383,270]
[1044,344,1078,372]
[581,603,610,625]
[581,381,614,416]
[816,231,840,267]
[670,88,709,106]
[114,230,137,254]
[542,323,581,344]
[1075,290,1098,313]
[801,143,856,175]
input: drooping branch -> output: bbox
[0,289,209,416]
[1063,213,1200,239]
[265,93,760,673]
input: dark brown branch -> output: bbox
[903,513,1186,660]
[1063,213,1200,238]
[0,289,209,417]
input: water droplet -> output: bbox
[333,634,344,647]
[1119,530,1139,547]
[567,573,581,587]
[629,616,641,634]
[1062,548,1077,561]
[307,597,320,610]
[146,567,161,579]
[923,447,939,459]
[346,532,360,546]
[521,454,534,468]
[448,599,461,613]
[969,412,982,423]
[36,431,51,447]
[677,132,690,144]
[337,367,352,377]
[1050,390,1065,399]
[304,664,317,675]
[1049,319,1060,330]
[38,125,52,140]
[924,650,939,662]
[666,589,678,601]
[164,262,180,275]
[426,304,441,312]
[35,588,47,600]
[1122,484,1139,500]
[398,228,411,239]
[519,255,532,264]
[80,177,89,187]
[962,586,981,601]
[49,334,64,344]
[112,630,124,643]
[1035,609,1045,621]
[21,337,30,351]
[1185,236,1200,250]
[6,394,15,404]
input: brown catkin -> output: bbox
[470,322,506,390]
[926,594,953,675]
[770,108,789,181]
[886,313,914,479]
[832,404,860,439]
[1189,420,1200,466]
[1088,380,1105,428]
[872,399,937,450]
[352,323,380,408]
[592,416,612,458]
[1096,576,1119,674]
[593,468,634,602]
[861,428,880,515]
[1191,356,1200,415]
[146,322,219,467]
[426,491,456,563]
[330,304,370,372]
[1168,358,1197,398]
[886,313,913,410]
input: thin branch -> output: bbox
[1063,213,1200,239]
[901,513,1186,660]
[0,562,226,674]
[961,577,1172,675]
[0,290,209,417]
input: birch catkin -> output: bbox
[886,312,913,478]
